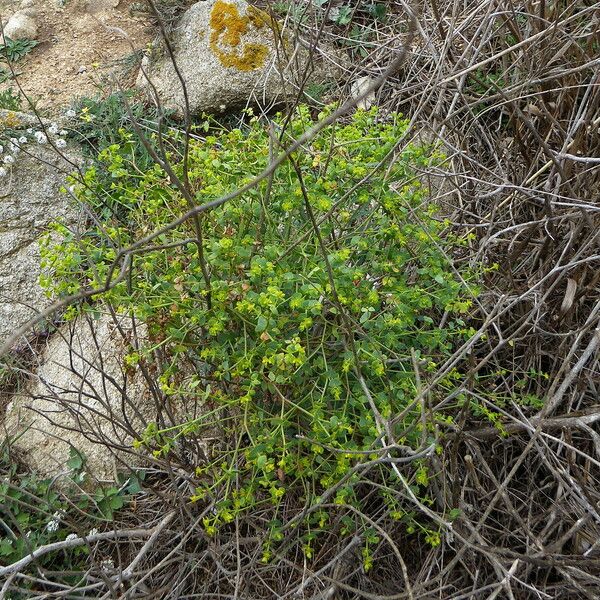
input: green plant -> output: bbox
[333,5,353,25]
[41,105,477,569]
[0,87,21,111]
[0,449,130,568]
[0,37,38,62]
[317,1,387,25]
[303,81,333,105]
[0,65,15,84]
[0,444,136,579]
[71,92,173,162]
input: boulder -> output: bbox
[3,11,38,40]
[4,312,216,482]
[0,112,81,348]
[3,313,153,482]
[137,0,309,115]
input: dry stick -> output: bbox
[144,0,212,307]
[486,559,520,600]
[0,4,418,359]
[543,324,600,415]
[117,510,176,581]
[109,512,212,600]
[544,300,600,399]
[315,502,416,600]
[391,250,600,431]
[436,9,577,87]
[452,405,600,441]
[101,18,212,309]
[469,110,600,230]
[290,536,361,598]
[0,512,176,578]
[145,0,193,193]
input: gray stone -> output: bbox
[3,11,38,40]
[3,312,216,482]
[3,314,152,482]
[0,115,81,349]
[136,0,309,115]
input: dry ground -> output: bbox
[0,0,152,112]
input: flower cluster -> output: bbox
[0,118,70,177]
[101,559,115,571]
[45,509,65,533]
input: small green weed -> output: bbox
[0,87,21,111]
[70,93,172,171]
[303,81,333,105]
[0,444,135,577]
[0,65,15,84]
[0,38,38,62]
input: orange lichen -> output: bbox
[209,0,270,72]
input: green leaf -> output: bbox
[336,6,353,25]
[449,508,462,521]
[66,448,84,471]
[0,539,14,556]
[369,3,387,20]
[109,495,125,510]
[256,315,268,333]
[256,454,268,469]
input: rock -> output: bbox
[0,112,81,348]
[3,11,38,40]
[20,8,39,19]
[3,313,215,482]
[3,314,153,482]
[136,0,309,115]
[350,76,376,110]
[20,0,35,9]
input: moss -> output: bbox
[209,0,270,72]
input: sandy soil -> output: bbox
[0,0,153,113]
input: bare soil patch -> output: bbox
[0,0,152,112]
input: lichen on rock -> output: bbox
[208,0,269,71]
[136,0,322,116]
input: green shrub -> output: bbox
[41,105,477,567]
